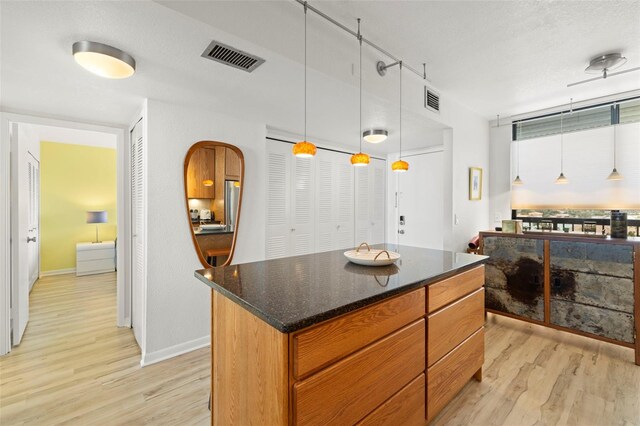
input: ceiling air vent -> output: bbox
[424,86,440,113]
[201,40,265,73]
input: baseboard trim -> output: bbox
[141,335,210,367]
[40,268,76,277]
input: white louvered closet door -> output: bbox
[370,159,386,244]
[130,120,145,349]
[265,142,291,259]
[315,150,335,252]
[354,165,370,244]
[334,156,354,249]
[291,153,315,256]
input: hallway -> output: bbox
[0,273,210,425]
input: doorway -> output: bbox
[2,114,129,353]
[390,148,445,249]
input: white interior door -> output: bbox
[334,156,354,249]
[265,141,291,259]
[396,151,444,249]
[130,120,145,351]
[27,153,40,289]
[315,150,335,252]
[290,154,315,256]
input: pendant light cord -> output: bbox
[613,103,617,168]
[560,111,564,173]
[517,123,521,176]
[358,18,362,153]
[304,2,307,142]
[399,61,403,159]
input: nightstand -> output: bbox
[76,241,115,276]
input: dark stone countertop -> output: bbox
[194,244,488,333]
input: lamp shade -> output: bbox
[73,41,136,79]
[86,210,107,224]
[391,160,409,173]
[292,141,317,158]
[350,152,370,167]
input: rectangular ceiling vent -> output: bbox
[201,40,265,73]
[424,86,440,113]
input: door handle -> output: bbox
[290,228,296,232]
[398,230,405,235]
[27,236,37,243]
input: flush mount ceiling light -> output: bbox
[363,129,388,144]
[72,41,136,79]
[351,19,370,168]
[391,62,409,173]
[292,4,317,158]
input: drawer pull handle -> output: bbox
[356,242,371,253]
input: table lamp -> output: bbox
[87,210,107,243]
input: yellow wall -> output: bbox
[40,141,117,272]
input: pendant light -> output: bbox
[351,19,370,167]
[392,62,409,173]
[607,107,623,181]
[292,3,317,158]
[72,41,136,79]
[555,107,568,184]
[513,116,524,185]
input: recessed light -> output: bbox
[72,41,136,79]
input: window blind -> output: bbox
[511,122,640,209]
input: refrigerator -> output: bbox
[225,180,240,230]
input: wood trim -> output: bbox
[292,288,425,380]
[184,141,245,268]
[634,244,640,365]
[479,231,640,246]
[544,240,550,324]
[487,310,635,350]
[212,291,288,425]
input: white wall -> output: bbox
[142,99,266,362]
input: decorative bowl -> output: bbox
[344,242,401,266]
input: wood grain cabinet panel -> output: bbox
[428,288,484,367]
[225,147,241,180]
[428,266,485,313]
[292,288,425,379]
[293,319,425,426]
[427,328,484,422]
[357,374,425,426]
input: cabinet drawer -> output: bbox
[292,288,425,379]
[77,248,114,262]
[428,288,484,366]
[357,373,425,426]
[427,328,484,422]
[428,266,484,313]
[76,258,115,276]
[293,319,425,426]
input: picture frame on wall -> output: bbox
[469,167,483,201]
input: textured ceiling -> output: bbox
[1,1,638,155]
[160,0,640,118]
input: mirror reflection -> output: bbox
[185,142,243,267]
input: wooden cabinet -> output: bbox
[186,147,215,199]
[426,265,485,422]
[210,267,486,425]
[225,147,241,180]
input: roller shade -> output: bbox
[511,122,640,209]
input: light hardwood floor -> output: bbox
[0,273,210,425]
[1,273,638,425]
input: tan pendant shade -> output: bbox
[555,172,569,185]
[512,175,523,186]
[292,141,317,158]
[391,159,409,173]
[351,152,370,167]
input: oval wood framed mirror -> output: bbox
[184,141,244,268]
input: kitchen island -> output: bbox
[195,245,488,425]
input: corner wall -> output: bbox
[143,99,266,360]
